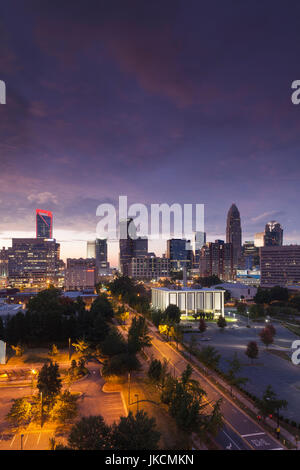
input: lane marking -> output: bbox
[242,432,266,438]
[10,434,16,447]
[222,429,241,450]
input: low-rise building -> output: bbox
[151,287,224,317]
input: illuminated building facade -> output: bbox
[65,258,96,290]
[199,240,233,280]
[226,203,242,268]
[264,221,283,247]
[7,238,60,288]
[260,245,300,287]
[129,255,170,280]
[151,287,224,317]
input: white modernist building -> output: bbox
[151,287,224,317]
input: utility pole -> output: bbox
[40,392,43,428]
[68,337,71,361]
[20,434,24,450]
[128,372,131,409]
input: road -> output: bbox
[148,326,284,450]
[119,305,284,450]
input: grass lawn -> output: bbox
[180,315,237,323]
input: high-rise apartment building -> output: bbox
[129,255,170,280]
[264,221,283,247]
[119,219,148,275]
[226,204,242,268]
[65,258,96,290]
[166,238,193,271]
[260,245,300,287]
[36,209,53,238]
[199,240,233,281]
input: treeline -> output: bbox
[107,276,150,313]
[0,287,114,346]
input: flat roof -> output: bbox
[152,287,224,292]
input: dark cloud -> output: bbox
[0,1,300,250]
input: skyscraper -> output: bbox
[199,240,233,280]
[264,221,283,246]
[166,238,193,271]
[119,219,148,275]
[36,209,53,238]
[226,203,242,268]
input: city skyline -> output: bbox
[1,1,300,265]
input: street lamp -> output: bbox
[128,372,131,408]
[135,394,139,413]
[31,369,37,395]
[20,434,24,450]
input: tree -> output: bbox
[245,341,259,364]
[72,339,91,357]
[265,323,276,337]
[6,398,32,427]
[164,304,181,324]
[270,286,289,303]
[90,294,114,320]
[226,353,248,394]
[11,343,24,357]
[68,415,112,450]
[254,288,271,305]
[48,344,59,357]
[259,327,274,349]
[197,346,220,369]
[170,324,183,349]
[99,328,127,357]
[128,316,151,354]
[148,359,163,383]
[112,411,160,450]
[50,391,78,423]
[217,316,227,331]
[198,319,207,334]
[237,303,246,314]
[258,385,288,420]
[37,361,62,403]
[102,353,140,376]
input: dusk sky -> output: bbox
[1,1,300,266]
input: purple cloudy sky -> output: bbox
[1,0,300,265]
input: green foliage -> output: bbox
[148,358,163,383]
[72,339,91,357]
[90,294,114,320]
[217,316,227,330]
[99,328,127,357]
[37,361,62,403]
[111,411,160,450]
[49,391,78,423]
[258,385,288,419]
[151,309,163,328]
[11,343,24,357]
[3,288,115,347]
[225,353,248,392]
[196,346,221,369]
[164,304,181,324]
[48,344,59,357]
[108,276,150,313]
[6,398,32,427]
[68,415,112,450]
[128,316,151,354]
[245,341,259,362]
[102,353,140,376]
